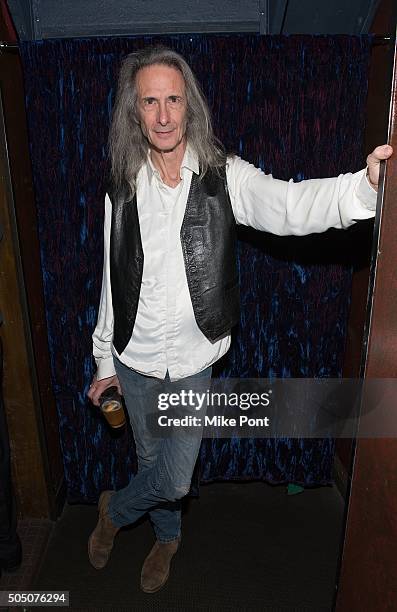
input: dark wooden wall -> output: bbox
[336,19,397,612]
[0,8,64,518]
[336,0,396,493]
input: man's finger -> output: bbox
[92,390,102,407]
[367,144,393,164]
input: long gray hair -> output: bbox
[108,46,226,195]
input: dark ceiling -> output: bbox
[6,0,391,41]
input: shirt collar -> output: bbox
[146,143,199,183]
[181,144,200,175]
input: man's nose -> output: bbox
[157,101,170,125]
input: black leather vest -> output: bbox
[108,167,240,355]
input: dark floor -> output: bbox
[0,518,53,612]
[0,519,52,591]
[17,481,346,611]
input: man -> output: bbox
[87,45,392,593]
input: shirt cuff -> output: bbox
[356,167,378,210]
[95,355,116,380]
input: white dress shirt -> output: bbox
[93,145,377,381]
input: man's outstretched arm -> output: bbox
[227,145,393,235]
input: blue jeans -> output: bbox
[107,357,212,543]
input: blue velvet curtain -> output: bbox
[19,34,371,502]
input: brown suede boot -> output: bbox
[88,490,120,569]
[140,537,180,593]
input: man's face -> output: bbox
[136,64,187,153]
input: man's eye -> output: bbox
[143,98,156,105]
[169,96,181,104]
